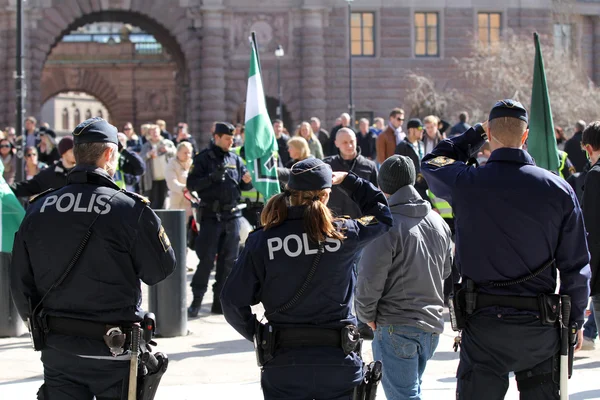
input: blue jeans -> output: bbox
[372,325,440,400]
[586,295,600,340]
[584,304,597,340]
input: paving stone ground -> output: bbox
[1,251,598,399]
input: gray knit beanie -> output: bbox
[378,155,416,194]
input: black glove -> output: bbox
[210,165,226,182]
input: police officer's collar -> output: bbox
[486,148,535,166]
[287,206,307,220]
[67,165,120,189]
[210,142,230,157]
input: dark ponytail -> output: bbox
[261,188,345,243]
[260,192,289,230]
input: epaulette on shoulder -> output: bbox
[355,215,379,226]
[29,187,60,203]
[122,190,151,206]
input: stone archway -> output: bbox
[41,68,119,125]
[23,1,216,147]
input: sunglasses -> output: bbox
[396,117,405,121]
[26,153,37,157]
[124,127,132,131]
[0,145,10,148]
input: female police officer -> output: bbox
[221,158,393,399]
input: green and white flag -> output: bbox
[244,39,280,201]
[0,162,25,252]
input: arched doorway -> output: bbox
[41,91,112,136]
[41,17,184,134]
[26,3,205,144]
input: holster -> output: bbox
[537,293,560,326]
[341,325,361,355]
[353,360,383,400]
[137,352,168,400]
[448,285,467,332]
[254,320,275,367]
[28,300,47,351]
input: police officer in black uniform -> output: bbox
[186,122,253,317]
[421,100,591,399]
[221,158,393,399]
[10,117,177,400]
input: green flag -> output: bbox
[528,32,559,172]
[244,39,280,200]
[0,162,25,252]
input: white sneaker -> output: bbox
[581,337,596,351]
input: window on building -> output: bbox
[351,12,375,57]
[85,109,92,119]
[62,108,69,131]
[554,24,572,55]
[414,12,439,57]
[478,12,502,47]
[98,110,104,118]
[74,109,81,126]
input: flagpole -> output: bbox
[250,32,262,75]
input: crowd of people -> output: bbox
[4,105,598,399]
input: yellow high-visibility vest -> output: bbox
[427,189,452,219]
[559,151,568,180]
[233,146,264,203]
[113,154,126,189]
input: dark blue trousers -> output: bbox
[191,216,240,301]
[261,347,362,400]
[457,311,560,400]
[38,347,128,400]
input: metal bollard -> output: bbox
[0,252,27,337]
[148,209,188,337]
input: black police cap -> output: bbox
[214,122,235,135]
[288,158,332,191]
[72,117,121,150]
[489,99,528,124]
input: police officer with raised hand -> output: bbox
[421,100,591,399]
[186,122,253,317]
[10,117,177,400]
[220,158,393,399]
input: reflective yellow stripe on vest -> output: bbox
[427,190,452,218]
[113,154,126,189]
[559,151,568,179]
[233,146,264,203]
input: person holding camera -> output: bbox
[220,158,393,399]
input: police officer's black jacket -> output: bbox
[119,148,145,176]
[10,166,177,329]
[583,159,600,296]
[324,149,378,219]
[220,173,393,343]
[187,143,252,218]
[11,160,73,198]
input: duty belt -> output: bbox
[276,327,342,349]
[46,316,132,341]
[473,293,540,312]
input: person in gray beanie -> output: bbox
[355,154,453,400]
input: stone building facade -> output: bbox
[0,0,598,147]
[41,91,110,135]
